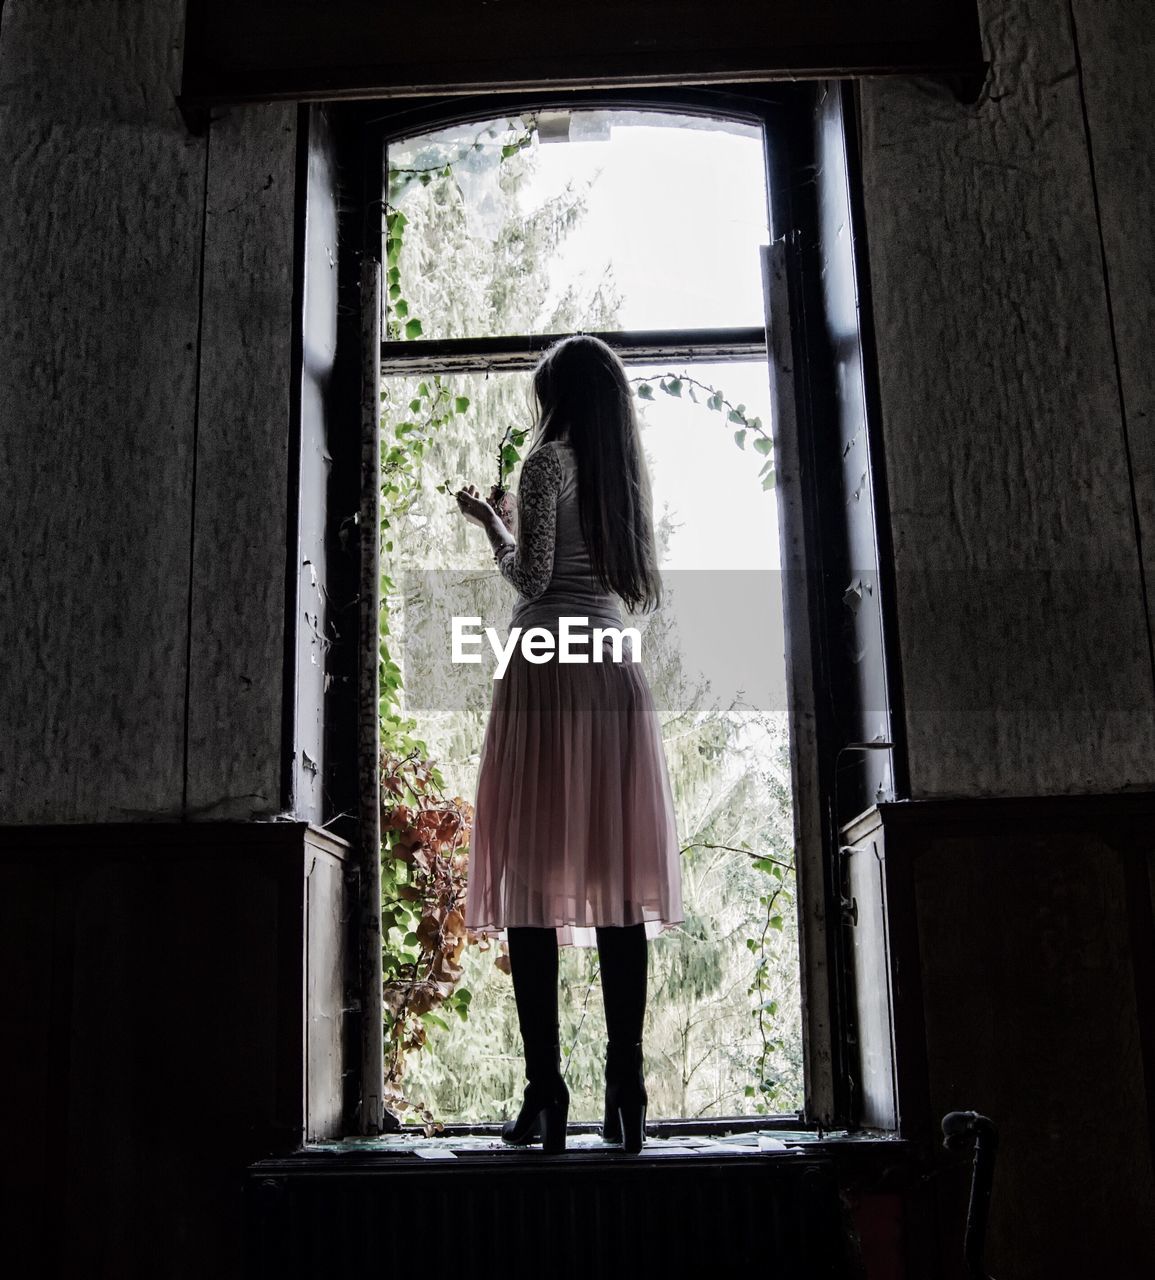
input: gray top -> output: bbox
[495,440,626,635]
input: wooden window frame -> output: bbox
[307,80,906,1135]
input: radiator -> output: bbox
[245,1149,849,1279]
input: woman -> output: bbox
[454,334,684,1154]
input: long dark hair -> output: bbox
[524,334,662,613]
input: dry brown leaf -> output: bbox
[381,804,411,831]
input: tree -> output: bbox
[381,113,803,1124]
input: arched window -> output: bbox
[301,83,903,1140]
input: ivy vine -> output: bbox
[491,373,777,496]
[378,114,789,1127]
[376,119,539,1129]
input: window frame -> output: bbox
[316,81,905,1135]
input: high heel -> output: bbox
[502,1036,570,1153]
[601,1039,648,1153]
[539,1089,570,1155]
[617,1097,647,1155]
[502,1077,570,1152]
[504,928,568,1153]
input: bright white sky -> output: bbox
[393,113,787,705]
[519,115,784,703]
[519,116,781,576]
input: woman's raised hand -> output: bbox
[488,485,516,532]
[455,483,498,530]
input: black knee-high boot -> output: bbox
[503,925,569,1153]
[596,922,649,1152]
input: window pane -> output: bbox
[385,110,771,340]
[380,359,802,1123]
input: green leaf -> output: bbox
[409,399,422,414]
[708,393,724,412]
[733,429,747,449]
[389,283,401,302]
[421,1012,450,1032]
[769,915,784,931]
[728,409,746,424]
[665,378,683,397]
[395,299,409,319]
[454,396,470,414]
[753,436,773,456]
[501,444,520,465]
[417,383,429,398]
[636,383,655,401]
[404,318,423,340]
[744,1085,756,1098]
[762,471,777,490]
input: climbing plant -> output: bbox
[376,116,543,1128]
[378,111,802,1126]
[491,374,775,497]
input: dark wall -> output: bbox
[0,0,297,824]
[1,0,1153,1276]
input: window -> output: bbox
[317,82,901,1137]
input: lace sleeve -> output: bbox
[493,445,564,599]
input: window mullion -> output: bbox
[379,325,767,376]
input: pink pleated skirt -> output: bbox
[464,639,685,948]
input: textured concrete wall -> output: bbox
[0,0,297,822]
[857,0,1155,797]
[186,104,298,820]
[3,0,1150,813]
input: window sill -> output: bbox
[256,1123,915,1174]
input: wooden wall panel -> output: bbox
[0,822,349,1280]
[844,829,899,1130]
[854,0,1155,797]
[814,82,898,816]
[842,797,1155,1278]
[1071,0,1155,702]
[291,107,342,824]
[912,825,1155,1278]
[306,837,352,1139]
[0,0,205,821]
[186,103,299,819]
[0,862,57,1273]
